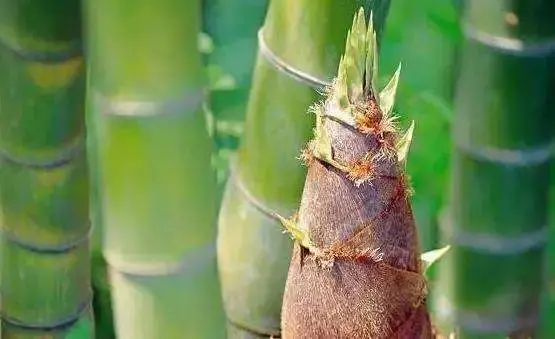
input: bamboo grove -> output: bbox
[0,0,554,338]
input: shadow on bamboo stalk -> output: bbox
[432,0,555,337]
[216,1,391,338]
[0,0,95,337]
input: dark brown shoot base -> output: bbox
[281,102,432,338]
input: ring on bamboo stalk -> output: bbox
[92,90,205,118]
[257,28,331,90]
[1,305,95,337]
[464,23,555,57]
[1,297,92,330]
[0,139,83,169]
[0,226,92,254]
[0,36,82,63]
[434,293,539,334]
[105,242,216,277]
[228,161,280,220]
[438,210,548,255]
[453,135,555,166]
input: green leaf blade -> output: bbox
[379,63,402,117]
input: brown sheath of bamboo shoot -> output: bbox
[280,9,432,338]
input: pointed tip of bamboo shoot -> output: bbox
[356,6,365,20]
[354,8,366,39]
[332,9,390,116]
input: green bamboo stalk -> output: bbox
[86,25,113,336]
[0,0,94,338]
[84,0,225,338]
[202,0,269,189]
[216,1,390,337]
[88,106,113,339]
[541,63,555,339]
[432,0,555,337]
[541,170,555,337]
[540,198,555,337]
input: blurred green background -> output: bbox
[205,0,555,337]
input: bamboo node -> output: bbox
[257,28,331,90]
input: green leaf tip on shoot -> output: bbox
[300,108,350,171]
[340,8,367,103]
[311,113,342,169]
[273,212,322,257]
[334,7,377,114]
[379,63,402,117]
[396,120,414,164]
[421,245,451,274]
